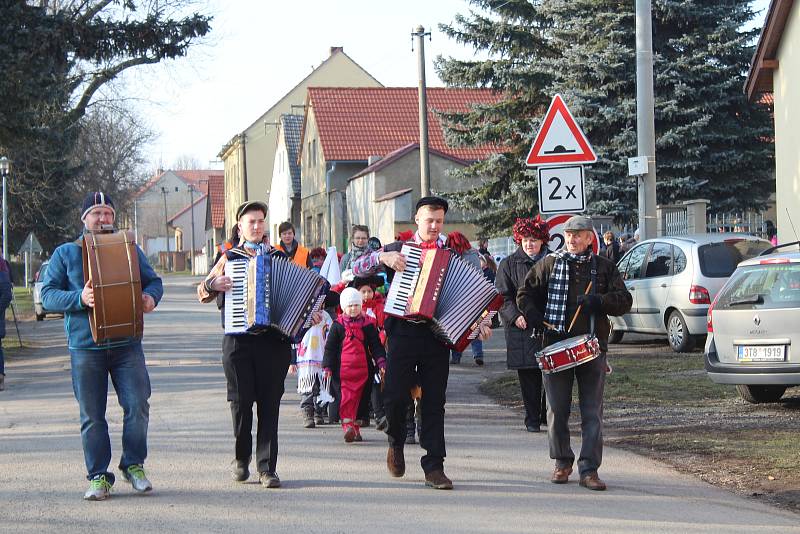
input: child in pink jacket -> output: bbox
[323,287,386,442]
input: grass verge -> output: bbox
[480,350,800,513]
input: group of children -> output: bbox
[293,274,392,442]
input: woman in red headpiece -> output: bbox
[495,216,551,432]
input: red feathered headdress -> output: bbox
[512,215,550,244]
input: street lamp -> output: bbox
[0,156,10,260]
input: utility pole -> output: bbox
[188,184,196,275]
[412,25,431,197]
[636,0,658,240]
[161,186,171,271]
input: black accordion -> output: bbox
[224,254,329,341]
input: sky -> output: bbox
[115,0,773,171]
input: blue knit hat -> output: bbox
[81,192,116,221]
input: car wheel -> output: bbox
[608,323,624,344]
[736,384,787,404]
[667,310,695,352]
[36,313,45,321]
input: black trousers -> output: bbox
[222,332,291,474]
[384,328,449,474]
[518,368,547,427]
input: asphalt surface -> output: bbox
[1,275,798,533]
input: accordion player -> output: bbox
[224,253,329,341]
[384,243,502,352]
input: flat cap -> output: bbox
[236,200,268,220]
[563,215,594,232]
[415,196,449,213]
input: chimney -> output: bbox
[368,155,382,166]
[330,46,343,56]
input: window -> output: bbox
[305,215,313,243]
[311,139,317,166]
[623,244,649,281]
[698,240,771,278]
[316,213,324,245]
[673,246,687,275]
[717,264,800,310]
[644,242,672,278]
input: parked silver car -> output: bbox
[705,244,800,403]
[610,234,771,352]
[32,260,51,321]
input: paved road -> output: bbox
[1,275,798,533]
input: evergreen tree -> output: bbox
[436,0,774,235]
[0,1,211,252]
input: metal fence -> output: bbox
[663,208,689,236]
[707,211,769,238]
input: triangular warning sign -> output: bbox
[526,94,597,167]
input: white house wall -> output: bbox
[775,5,800,244]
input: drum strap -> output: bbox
[589,255,597,337]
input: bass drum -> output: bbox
[82,230,143,343]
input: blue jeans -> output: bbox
[0,337,5,375]
[450,339,484,363]
[70,342,151,481]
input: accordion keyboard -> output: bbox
[224,260,248,334]
[385,244,423,316]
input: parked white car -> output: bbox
[705,244,800,403]
[32,260,51,321]
[610,234,771,352]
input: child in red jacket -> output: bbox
[323,287,386,442]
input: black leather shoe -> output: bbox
[232,458,250,482]
[474,358,484,366]
[387,447,405,477]
[526,424,541,433]
[424,470,453,490]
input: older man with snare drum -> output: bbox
[516,215,631,491]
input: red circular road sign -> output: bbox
[546,214,600,254]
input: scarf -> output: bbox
[544,248,592,333]
[342,244,369,271]
[414,231,446,249]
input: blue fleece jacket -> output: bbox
[41,239,163,350]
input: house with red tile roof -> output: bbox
[168,194,207,274]
[299,86,502,249]
[130,168,221,261]
[746,0,798,244]
[347,143,483,245]
[202,171,226,270]
[218,47,382,239]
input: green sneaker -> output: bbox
[122,464,153,493]
[84,474,113,501]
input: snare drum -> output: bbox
[535,334,601,374]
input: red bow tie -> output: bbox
[419,240,438,249]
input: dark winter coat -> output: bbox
[495,247,546,369]
[602,240,622,265]
[322,315,386,375]
[516,250,632,353]
[0,264,12,339]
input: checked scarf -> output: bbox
[544,248,593,333]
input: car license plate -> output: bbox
[737,345,786,362]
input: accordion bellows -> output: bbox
[385,244,502,352]
[224,254,330,341]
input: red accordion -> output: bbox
[385,243,502,352]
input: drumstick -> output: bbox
[542,321,556,330]
[567,281,593,333]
